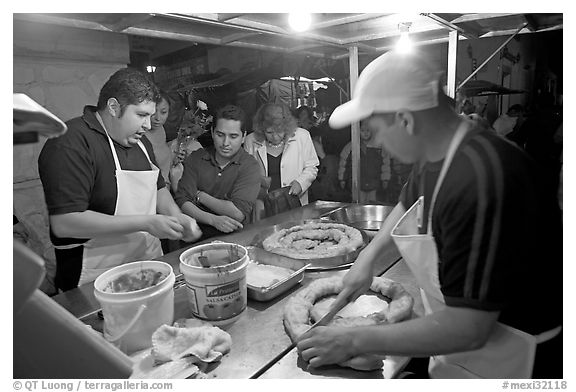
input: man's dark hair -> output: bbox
[216,105,246,132]
[96,68,160,115]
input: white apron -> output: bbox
[390,121,559,378]
[56,114,163,286]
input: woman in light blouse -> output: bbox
[244,102,319,205]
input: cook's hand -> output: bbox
[289,180,302,196]
[176,213,202,242]
[210,215,243,233]
[297,326,356,368]
[146,215,184,240]
[334,251,375,306]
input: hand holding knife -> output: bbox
[248,292,353,379]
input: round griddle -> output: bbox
[249,219,370,270]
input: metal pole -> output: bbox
[447,31,458,98]
[457,23,527,92]
[348,46,360,204]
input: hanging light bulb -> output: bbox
[396,22,413,54]
[288,13,312,32]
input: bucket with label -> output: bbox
[179,242,248,327]
[93,260,175,354]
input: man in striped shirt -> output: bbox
[297,51,562,378]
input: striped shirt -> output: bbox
[400,125,562,334]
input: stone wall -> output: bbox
[13,20,130,294]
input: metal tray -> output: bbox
[246,246,310,302]
[320,203,396,232]
[249,219,370,270]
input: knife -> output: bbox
[248,294,351,379]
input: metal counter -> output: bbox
[52,201,423,379]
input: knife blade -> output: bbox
[248,294,351,379]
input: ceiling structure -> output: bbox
[13,13,563,61]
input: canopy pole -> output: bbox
[447,30,459,98]
[348,46,360,204]
[457,23,527,92]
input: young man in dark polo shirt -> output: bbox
[175,105,261,240]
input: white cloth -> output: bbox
[391,121,538,378]
[244,127,319,205]
[77,113,162,286]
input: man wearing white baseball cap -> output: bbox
[297,51,562,378]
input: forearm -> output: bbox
[180,201,216,226]
[156,187,181,216]
[50,211,150,239]
[351,307,499,357]
[198,191,244,222]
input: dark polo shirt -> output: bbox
[400,124,562,336]
[38,106,165,290]
[174,146,261,221]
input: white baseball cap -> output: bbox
[329,51,442,129]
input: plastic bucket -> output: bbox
[179,242,248,327]
[93,261,175,354]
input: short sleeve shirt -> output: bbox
[38,106,165,290]
[174,146,261,220]
[399,125,562,334]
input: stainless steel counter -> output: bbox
[52,201,423,379]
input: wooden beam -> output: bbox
[105,14,153,32]
[349,46,360,204]
[220,32,259,44]
[450,13,520,24]
[312,13,389,29]
[218,14,245,22]
[523,14,538,32]
[340,20,445,45]
[421,13,477,39]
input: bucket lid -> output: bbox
[180,242,247,270]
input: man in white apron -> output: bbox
[297,51,562,378]
[39,68,201,291]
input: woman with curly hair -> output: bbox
[244,102,319,206]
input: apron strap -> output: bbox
[95,112,154,169]
[427,120,472,234]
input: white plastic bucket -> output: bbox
[93,260,175,354]
[179,242,248,327]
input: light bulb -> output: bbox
[288,13,312,32]
[396,32,413,54]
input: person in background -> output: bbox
[492,104,523,138]
[296,105,326,161]
[145,90,173,186]
[175,105,261,240]
[38,68,201,291]
[244,102,319,206]
[338,120,391,203]
[297,51,562,378]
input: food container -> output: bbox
[179,242,248,327]
[93,261,175,354]
[246,246,309,302]
[250,219,370,270]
